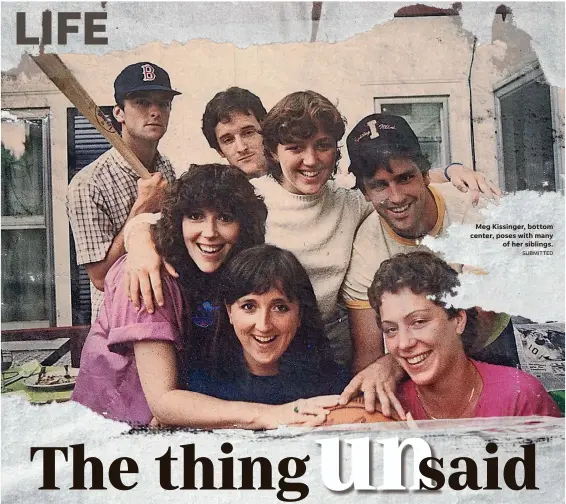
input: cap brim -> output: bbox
[356,142,421,160]
[123,85,182,96]
[347,142,422,173]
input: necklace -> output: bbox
[416,362,480,420]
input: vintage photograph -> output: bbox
[1,2,564,502]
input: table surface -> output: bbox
[1,362,76,403]
[2,340,72,368]
[8,350,72,367]
[2,359,564,413]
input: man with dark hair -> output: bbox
[339,114,514,415]
[67,62,180,320]
[201,87,267,178]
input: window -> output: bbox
[1,109,54,328]
[495,65,561,193]
[374,97,450,169]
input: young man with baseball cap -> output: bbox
[67,61,181,321]
[339,113,514,417]
[201,87,268,178]
[200,87,497,189]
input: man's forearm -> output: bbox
[348,307,385,374]
[123,212,161,252]
[85,227,127,291]
[86,206,162,291]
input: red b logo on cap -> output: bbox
[141,64,156,82]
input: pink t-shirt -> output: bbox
[398,360,562,420]
[72,255,187,425]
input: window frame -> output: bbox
[1,108,55,329]
[374,95,451,168]
[494,63,563,193]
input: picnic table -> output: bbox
[1,325,89,367]
[1,326,88,404]
[1,360,77,403]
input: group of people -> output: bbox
[68,61,560,428]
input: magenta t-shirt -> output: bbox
[398,359,562,420]
[72,255,187,425]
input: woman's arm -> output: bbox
[134,340,338,429]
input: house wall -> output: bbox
[1,15,555,326]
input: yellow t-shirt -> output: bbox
[340,183,509,346]
[341,183,480,307]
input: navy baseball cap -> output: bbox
[114,62,181,103]
[347,114,422,171]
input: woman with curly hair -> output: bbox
[368,251,561,419]
[123,91,373,368]
[122,91,491,371]
[186,244,350,402]
[72,164,338,428]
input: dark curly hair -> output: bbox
[261,91,346,183]
[202,87,267,153]
[209,244,331,376]
[368,251,477,353]
[150,164,268,298]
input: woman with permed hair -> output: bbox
[72,164,338,428]
[368,251,560,420]
[250,91,374,366]
[185,245,350,403]
[122,90,493,372]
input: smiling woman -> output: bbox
[251,91,375,366]
[368,251,561,420]
[72,166,342,429]
[184,245,350,405]
[261,90,345,196]
[228,288,301,376]
[181,209,240,274]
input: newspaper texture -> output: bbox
[513,319,565,391]
[1,3,565,503]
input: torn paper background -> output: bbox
[2,396,564,503]
[1,2,564,88]
[423,191,565,322]
[1,3,564,503]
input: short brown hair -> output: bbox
[368,251,477,352]
[202,87,267,152]
[261,91,346,182]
